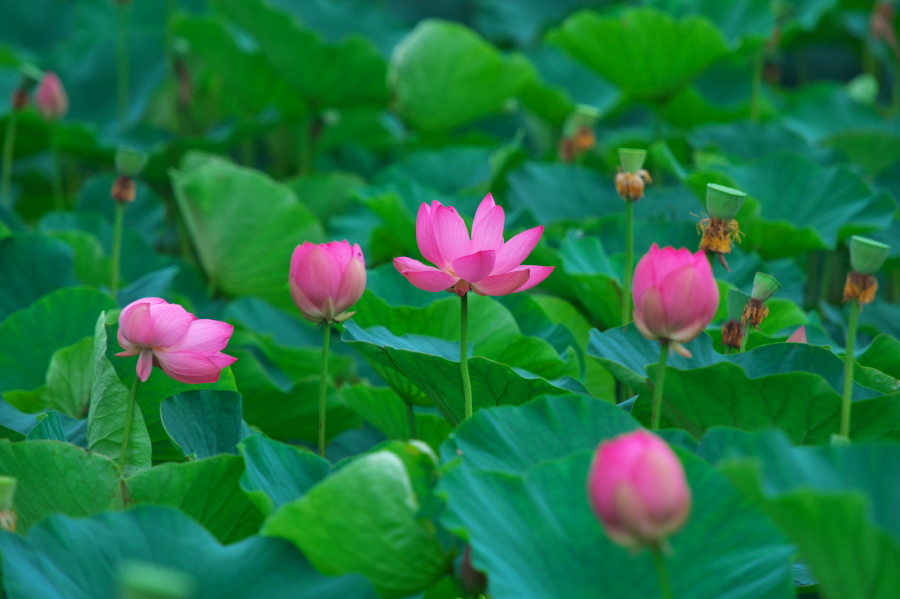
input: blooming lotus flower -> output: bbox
[35,72,68,121]
[632,244,719,357]
[588,430,692,550]
[394,194,553,296]
[116,298,237,384]
[290,241,366,323]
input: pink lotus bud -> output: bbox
[115,297,237,384]
[394,193,554,297]
[632,244,720,358]
[786,326,807,343]
[289,241,366,323]
[588,430,692,550]
[35,72,68,121]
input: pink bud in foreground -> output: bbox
[394,193,554,297]
[588,430,692,550]
[115,298,237,384]
[787,326,807,343]
[36,72,68,121]
[632,244,720,358]
[290,241,366,323]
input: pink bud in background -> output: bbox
[116,298,237,384]
[35,72,68,121]
[394,194,554,296]
[787,326,808,343]
[632,244,720,357]
[588,430,692,550]
[290,241,366,323]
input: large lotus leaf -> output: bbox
[825,131,900,176]
[160,390,248,459]
[0,287,115,394]
[689,122,819,161]
[0,439,122,533]
[646,0,775,45]
[719,432,900,599]
[0,397,87,445]
[715,153,895,258]
[0,506,379,599]
[127,455,264,544]
[39,336,94,419]
[440,449,793,599]
[547,8,729,101]
[263,451,450,599]
[229,347,360,443]
[170,153,325,308]
[588,325,880,401]
[239,434,331,516]
[518,45,621,126]
[343,321,576,426]
[507,162,622,223]
[474,0,609,47]
[0,234,79,321]
[173,14,282,117]
[212,0,388,109]
[390,20,535,131]
[87,313,151,476]
[860,335,900,380]
[441,395,639,474]
[782,82,895,144]
[353,289,574,382]
[652,363,900,444]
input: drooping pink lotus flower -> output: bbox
[632,244,720,357]
[116,298,237,384]
[35,71,68,121]
[787,326,807,343]
[290,241,366,323]
[394,194,554,296]
[588,430,692,550]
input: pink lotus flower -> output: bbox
[394,194,553,296]
[632,244,720,357]
[588,430,692,549]
[787,326,807,343]
[116,298,237,384]
[36,72,68,121]
[290,241,366,323]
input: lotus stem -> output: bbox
[110,202,126,301]
[2,111,18,208]
[651,341,670,430]
[623,200,635,326]
[318,324,332,457]
[840,299,860,439]
[461,292,473,420]
[652,546,675,599]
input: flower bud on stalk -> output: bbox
[0,476,17,533]
[615,148,652,201]
[588,430,692,551]
[787,326,807,343]
[743,272,781,330]
[698,183,746,271]
[36,72,69,121]
[843,236,890,306]
[559,104,600,162]
[723,289,750,351]
[112,146,148,203]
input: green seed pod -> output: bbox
[115,147,149,178]
[727,288,751,322]
[705,183,746,220]
[849,236,890,275]
[120,561,196,599]
[0,476,16,511]
[618,148,647,173]
[751,272,781,302]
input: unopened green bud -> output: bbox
[751,272,781,302]
[0,477,16,511]
[618,148,647,173]
[706,183,746,220]
[120,561,195,599]
[563,104,601,138]
[727,288,751,321]
[849,236,890,275]
[115,147,149,178]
